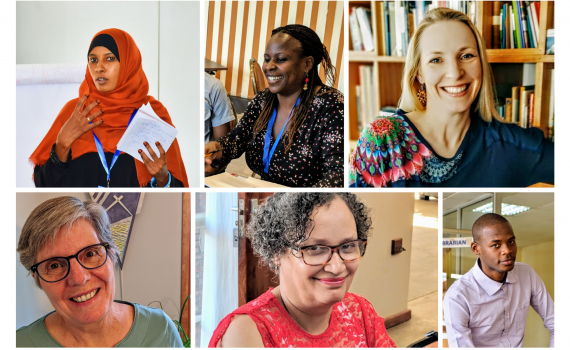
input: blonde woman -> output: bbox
[349,8,554,187]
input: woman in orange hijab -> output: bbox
[30,28,188,187]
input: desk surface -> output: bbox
[205,58,227,71]
[205,172,287,188]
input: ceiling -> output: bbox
[443,192,554,248]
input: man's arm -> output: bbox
[443,294,476,347]
[210,81,235,140]
[529,269,555,347]
[213,122,232,140]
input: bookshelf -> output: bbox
[349,1,555,143]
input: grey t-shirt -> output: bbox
[16,301,184,347]
[204,72,235,143]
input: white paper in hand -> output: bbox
[116,102,178,163]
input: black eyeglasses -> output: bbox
[292,239,367,266]
[30,243,110,283]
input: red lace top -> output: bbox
[208,289,396,348]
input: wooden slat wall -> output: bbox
[206,1,345,99]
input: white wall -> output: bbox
[159,1,200,187]
[16,1,200,187]
[16,2,160,97]
[351,193,415,318]
[16,192,183,329]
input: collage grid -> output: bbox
[6,0,567,349]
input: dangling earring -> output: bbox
[303,72,309,91]
[417,83,427,107]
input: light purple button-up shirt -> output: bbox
[443,259,554,347]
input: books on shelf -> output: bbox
[349,8,364,51]
[356,65,377,132]
[546,29,554,54]
[520,88,534,128]
[548,69,554,140]
[351,1,478,56]
[495,1,541,49]
[350,7,374,51]
[496,84,536,128]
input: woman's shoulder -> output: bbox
[342,293,379,315]
[58,97,82,115]
[215,314,265,348]
[349,111,431,187]
[16,314,58,347]
[316,85,344,98]
[119,301,183,347]
[364,111,408,135]
[209,290,276,347]
[313,85,344,108]
[131,302,170,323]
[479,117,549,151]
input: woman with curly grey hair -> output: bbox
[209,193,396,348]
[16,196,183,347]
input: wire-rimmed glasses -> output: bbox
[292,239,367,266]
[30,243,110,283]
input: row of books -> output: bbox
[350,7,374,51]
[354,65,377,132]
[350,1,478,56]
[497,85,535,128]
[548,69,554,141]
[492,1,541,49]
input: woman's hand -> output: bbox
[55,94,104,162]
[205,141,223,176]
[139,141,169,187]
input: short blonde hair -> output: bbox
[17,196,119,288]
[398,8,501,122]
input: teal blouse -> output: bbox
[16,301,184,347]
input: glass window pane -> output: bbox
[443,211,457,230]
[461,197,493,230]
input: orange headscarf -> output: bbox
[30,28,189,187]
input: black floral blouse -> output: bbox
[217,85,344,187]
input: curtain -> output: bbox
[200,192,238,347]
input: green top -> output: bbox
[16,301,184,348]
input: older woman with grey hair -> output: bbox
[209,193,396,348]
[16,196,183,347]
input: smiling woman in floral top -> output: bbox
[349,8,553,187]
[205,25,344,188]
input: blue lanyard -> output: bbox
[92,109,138,187]
[263,96,301,173]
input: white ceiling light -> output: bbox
[473,203,531,216]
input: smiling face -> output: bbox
[263,33,313,97]
[417,21,482,116]
[278,197,359,311]
[472,222,517,282]
[88,46,120,92]
[34,219,115,326]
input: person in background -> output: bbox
[204,72,235,143]
[443,213,554,347]
[16,196,183,347]
[209,193,395,348]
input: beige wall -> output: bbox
[350,193,415,318]
[519,240,555,348]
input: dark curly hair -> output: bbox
[247,193,372,271]
[253,24,336,153]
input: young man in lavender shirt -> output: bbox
[443,213,554,347]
